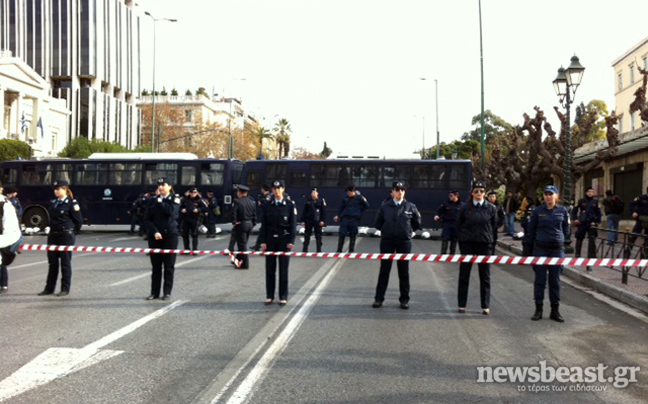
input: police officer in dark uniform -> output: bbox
[434,191,464,255]
[520,198,537,257]
[334,185,369,253]
[528,185,570,322]
[372,181,421,309]
[258,180,296,306]
[38,180,83,297]
[300,188,327,252]
[628,188,648,257]
[180,187,208,251]
[487,191,505,254]
[251,185,271,251]
[144,177,181,300]
[205,191,220,238]
[231,185,256,269]
[571,187,601,258]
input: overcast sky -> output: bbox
[135,0,648,158]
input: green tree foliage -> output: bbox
[572,99,609,148]
[141,89,150,96]
[170,88,179,96]
[320,141,333,158]
[274,118,292,158]
[461,110,514,145]
[0,139,31,162]
[160,87,168,96]
[185,89,192,96]
[428,140,480,160]
[58,137,130,159]
[253,126,273,159]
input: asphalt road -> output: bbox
[0,232,646,404]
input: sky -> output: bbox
[135,0,648,158]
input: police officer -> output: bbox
[520,198,537,257]
[258,180,296,306]
[144,177,181,300]
[251,185,271,251]
[300,188,327,252]
[571,187,601,258]
[231,185,256,269]
[180,187,208,251]
[372,181,421,309]
[528,185,570,322]
[205,191,220,238]
[38,180,83,297]
[128,191,147,235]
[334,185,369,253]
[625,191,648,257]
[457,180,497,315]
[434,191,464,255]
[487,191,505,253]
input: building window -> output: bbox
[630,63,635,84]
[644,56,648,71]
[618,72,623,91]
[631,112,635,131]
[619,116,624,133]
[185,110,193,122]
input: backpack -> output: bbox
[0,201,20,266]
[612,196,625,215]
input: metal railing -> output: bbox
[588,228,648,285]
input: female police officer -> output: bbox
[144,177,181,301]
[258,180,296,306]
[38,180,83,297]
[527,185,570,322]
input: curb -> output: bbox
[497,240,648,315]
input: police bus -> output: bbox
[0,153,244,229]
[244,158,473,228]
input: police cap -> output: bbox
[272,180,285,188]
[346,185,356,192]
[53,180,69,188]
[188,186,198,192]
[543,185,559,194]
[157,177,171,185]
[486,190,497,197]
[311,187,318,193]
[262,184,271,191]
[392,181,406,190]
[472,180,487,190]
[237,185,250,192]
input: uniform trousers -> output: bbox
[182,220,199,250]
[45,233,75,293]
[148,234,178,297]
[233,222,253,268]
[374,239,411,303]
[265,235,290,301]
[574,223,597,258]
[458,241,491,309]
[303,221,323,252]
[532,246,563,305]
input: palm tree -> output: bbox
[254,126,274,159]
[274,118,292,158]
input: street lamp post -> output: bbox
[144,11,177,153]
[552,55,585,209]
[435,79,440,159]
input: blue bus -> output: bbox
[0,153,244,228]
[244,159,473,228]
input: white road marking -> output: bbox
[0,299,187,402]
[8,252,100,271]
[111,236,141,242]
[109,254,211,286]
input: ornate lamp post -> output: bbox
[552,55,585,209]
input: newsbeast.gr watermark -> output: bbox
[477,361,641,392]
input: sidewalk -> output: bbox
[496,225,648,315]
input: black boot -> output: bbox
[315,235,322,253]
[449,240,458,255]
[575,239,583,258]
[550,304,564,322]
[531,304,543,321]
[441,240,448,254]
[337,235,345,253]
[302,237,310,253]
[349,235,356,253]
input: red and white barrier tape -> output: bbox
[17,244,648,267]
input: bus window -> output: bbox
[200,163,224,186]
[111,163,143,185]
[0,166,18,185]
[290,172,308,188]
[21,164,52,185]
[265,163,287,183]
[347,164,378,188]
[449,164,469,189]
[53,163,73,183]
[144,163,176,185]
[232,162,244,184]
[75,163,108,185]
[412,164,445,188]
[310,163,340,188]
[247,172,262,189]
[380,165,410,188]
[181,166,197,185]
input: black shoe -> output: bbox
[482,309,490,315]
[278,300,287,306]
[400,302,409,310]
[264,299,273,306]
[550,305,564,322]
[38,290,54,296]
[146,295,158,300]
[161,294,171,301]
[531,304,543,321]
[0,287,7,294]
[372,300,383,308]
[458,308,466,313]
[57,291,69,297]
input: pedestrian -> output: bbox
[180,187,208,251]
[602,189,624,246]
[528,185,570,322]
[205,191,220,238]
[230,185,256,269]
[457,180,498,315]
[258,180,296,306]
[143,177,181,301]
[487,190,505,253]
[571,187,602,259]
[504,191,520,236]
[520,198,537,257]
[38,180,83,297]
[434,190,464,255]
[372,181,421,309]
[251,185,271,251]
[629,188,648,257]
[300,188,327,252]
[4,187,23,221]
[334,185,369,253]
[128,191,147,235]
[0,191,21,294]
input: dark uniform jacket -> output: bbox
[300,198,327,224]
[144,194,181,236]
[571,197,602,224]
[180,195,208,221]
[232,196,257,225]
[631,194,648,217]
[527,204,570,249]
[437,200,464,223]
[258,197,297,245]
[49,197,83,234]
[458,200,498,244]
[375,199,421,240]
[337,192,369,219]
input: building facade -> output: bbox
[612,36,648,134]
[0,0,141,155]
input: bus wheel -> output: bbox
[23,207,49,230]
